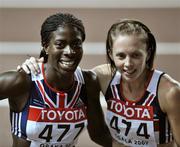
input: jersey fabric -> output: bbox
[10,63,88,147]
[105,70,173,147]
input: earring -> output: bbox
[44,49,48,55]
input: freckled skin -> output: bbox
[111,34,148,83]
[93,32,180,146]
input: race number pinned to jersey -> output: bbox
[106,98,157,147]
[26,106,87,146]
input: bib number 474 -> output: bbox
[110,116,150,139]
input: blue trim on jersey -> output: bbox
[10,100,30,139]
[20,102,29,139]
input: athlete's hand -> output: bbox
[17,57,44,75]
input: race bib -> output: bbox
[106,98,157,147]
[26,106,87,146]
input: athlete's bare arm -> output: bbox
[82,70,112,147]
[0,70,32,146]
[0,70,31,111]
[158,74,180,146]
[92,64,113,95]
[12,135,31,147]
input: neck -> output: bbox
[121,69,150,100]
[44,64,75,91]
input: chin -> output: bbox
[122,74,138,82]
[62,66,77,74]
[58,63,77,73]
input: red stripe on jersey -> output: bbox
[37,81,55,108]
[59,93,65,108]
[112,85,118,99]
[144,94,155,106]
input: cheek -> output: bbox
[77,50,83,58]
[136,58,147,69]
[113,58,123,69]
[78,53,83,62]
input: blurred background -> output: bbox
[0,0,180,146]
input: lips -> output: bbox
[123,69,136,77]
[61,60,75,66]
[59,60,76,69]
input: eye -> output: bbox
[70,40,82,49]
[55,40,66,49]
[131,53,141,58]
[116,53,126,59]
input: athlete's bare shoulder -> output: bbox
[158,74,180,111]
[157,73,180,145]
[0,69,31,111]
[158,74,180,145]
[81,69,97,82]
[0,70,31,97]
[81,69,100,92]
[92,64,113,95]
[92,64,111,75]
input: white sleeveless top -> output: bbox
[105,70,173,146]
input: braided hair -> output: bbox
[106,19,156,73]
[39,12,85,62]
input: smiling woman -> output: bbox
[40,27,83,89]
[0,12,112,147]
[93,19,180,146]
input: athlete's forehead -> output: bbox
[52,25,83,41]
[112,34,147,52]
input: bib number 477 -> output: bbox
[39,122,84,142]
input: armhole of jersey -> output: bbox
[74,67,85,84]
[77,68,88,105]
[156,71,165,99]
[147,70,164,96]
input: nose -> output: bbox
[64,45,75,54]
[124,56,133,68]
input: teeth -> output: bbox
[61,61,74,66]
[124,69,135,74]
[126,71,133,74]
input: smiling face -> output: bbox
[45,25,83,75]
[110,34,149,82]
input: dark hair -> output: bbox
[39,12,85,62]
[106,19,156,73]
